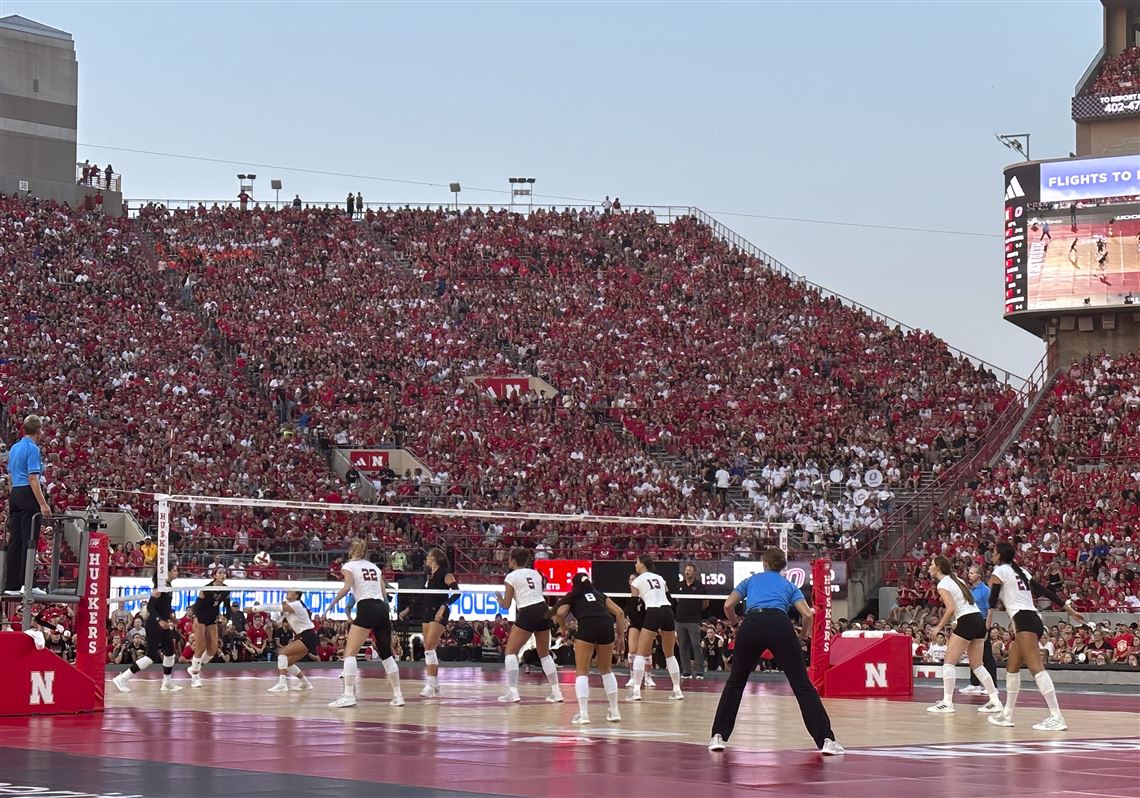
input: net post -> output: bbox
[808,558,832,695]
[778,526,789,557]
[156,493,170,589]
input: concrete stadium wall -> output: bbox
[1050,313,1140,365]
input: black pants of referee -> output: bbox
[969,636,997,687]
[711,610,835,749]
[4,486,39,592]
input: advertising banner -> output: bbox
[1040,154,1140,202]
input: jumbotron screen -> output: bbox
[1003,153,1140,315]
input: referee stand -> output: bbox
[0,509,110,715]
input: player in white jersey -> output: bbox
[924,557,1001,714]
[268,591,317,693]
[987,543,1084,731]
[628,554,684,701]
[328,540,404,709]
[495,547,563,704]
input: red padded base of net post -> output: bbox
[824,632,914,698]
[0,631,103,715]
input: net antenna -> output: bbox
[138,491,794,590]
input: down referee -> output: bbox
[708,547,844,755]
[5,415,51,593]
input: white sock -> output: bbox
[1033,671,1061,717]
[342,656,358,696]
[601,672,619,712]
[941,663,956,703]
[631,655,645,689]
[190,655,201,668]
[505,654,520,690]
[427,674,439,689]
[665,656,681,690]
[973,666,998,700]
[382,656,402,697]
[575,675,589,715]
[540,655,560,692]
[1005,672,1021,716]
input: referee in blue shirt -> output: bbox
[708,547,843,755]
[964,564,997,692]
[5,415,51,592]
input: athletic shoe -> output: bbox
[821,739,846,756]
[670,688,685,701]
[978,699,1003,713]
[390,696,406,707]
[328,694,357,708]
[420,685,440,698]
[708,734,726,752]
[987,712,1015,728]
[926,701,955,713]
[160,682,183,693]
[1032,715,1067,732]
[571,713,590,725]
[189,674,203,688]
[606,709,621,722]
[293,679,313,691]
[497,690,521,703]
[959,685,984,695]
[268,681,290,693]
[694,674,705,680]
[626,689,642,702]
[111,673,130,693]
[682,672,692,679]
[545,691,565,704]
[644,674,657,688]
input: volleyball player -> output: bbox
[112,564,182,693]
[628,555,683,701]
[553,572,626,724]
[624,573,656,688]
[399,547,459,698]
[496,547,563,703]
[267,591,316,692]
[987,542,1084,731]
[328,540,404,708]
[187,566,229,688]
[708,547,843,754]
[924,556,1002,714]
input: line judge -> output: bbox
[5,415,51,592]
[707,546,843,755]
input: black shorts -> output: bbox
[194,612,220,626]
[952,612,986,641]
[421,605,451,626]
[1012,610,1045,639]
[145,625,176,660]
[627,613,643,631]
[642,606,675,633]
[353,598,391,633]
[515,602,551,634]
[298,628,319,657]
[575,616,615,646]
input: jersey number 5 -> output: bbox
[525,578,535,589]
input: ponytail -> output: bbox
[934,556,974,605]
[996,541,1033,589]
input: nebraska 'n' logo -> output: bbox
[864,663,888,688]
[30,671,56,705]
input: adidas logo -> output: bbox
[1005,177,1025,200]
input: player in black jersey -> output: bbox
[623,573,656,689]
[398,547,459,698]
[188,566,229,687]
[112,565,182,693]
[553,572,627,724]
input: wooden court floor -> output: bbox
[1,666,1137,798]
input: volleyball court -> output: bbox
[1028,210,1140,309]
[0,494,1137,798]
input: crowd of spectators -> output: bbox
[889,352,1140,613]
[1085,46,1140,94]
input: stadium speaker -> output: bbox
[1059,317,1076,331]
[1102,315,1116,330]
[1078,317,1094,332]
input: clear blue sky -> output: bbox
[4,0,1103,375]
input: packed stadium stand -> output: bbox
[1084,45,1140,94]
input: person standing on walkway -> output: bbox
[5,415,51,592]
